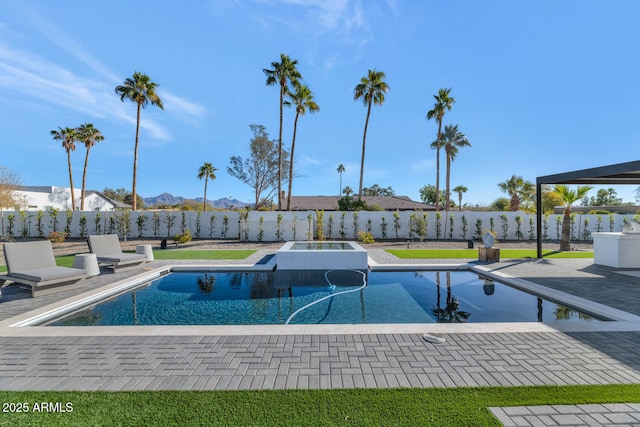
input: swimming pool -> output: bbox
[46,270,600,326]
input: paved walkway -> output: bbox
[1,247,640,425]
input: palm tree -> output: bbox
[286,83,319,210]
[354,69,389,199]
[426,88,455,211]
[498,175,534,211]
[197,163,218,211]
[337,164,345,196]
[343,186,354,196]
[553,184,593,251]
[115,71,164,210]
[452,185,468,211]
[264,54,302,210]
[51,127,78,211]
[441,124,471,210]
[77,123,104,210]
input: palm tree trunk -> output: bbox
[458,193,462,211]
[203,176,208,211]
[81,147,91,211]
[67,151,76,211]
[132,102,141,211]
[277,85,284,210]
[560,209,572,251]
[287,112,300,211]
[359,100,372,200]
[434,120,442,211]
[445,149,451,211]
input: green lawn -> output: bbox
[0,385,638,426]
[0,250,256,272]
[387,249,594,259]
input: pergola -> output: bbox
[536,160,640,258]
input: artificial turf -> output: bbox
[0,384,638,426]
[386,249,594,259]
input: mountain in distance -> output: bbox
[143,192,249,209]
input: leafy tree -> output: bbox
[492,197,510,211]
[227,125,289,209]
[102,187,144,209]
[264,54,301,210]
[50,127,78,211]
[419,184,445,208]
[354,69,389,199]
[539,184,565,214]
[362,184,395,196]
[337,164,346,196]
[588,188,623,206]
[452,185,467,211]
[197,163,218,211]
[338,196,368,211]
[553,184,593,251]
[426,88,455,211]
[498,175,534,211]
[0,165,20,235]
[286,83,319,210]
[115,71,164,210]
[441,124,471,210]
[77,123,104,210]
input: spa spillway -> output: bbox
[276,241,369,270]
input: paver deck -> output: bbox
[1,247,640,424]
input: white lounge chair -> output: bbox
[0,240,87,297]
[87,234,148,272]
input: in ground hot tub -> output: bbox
[276,241,369,270]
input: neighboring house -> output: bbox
[286,195,433,211]
[14,186,129,211]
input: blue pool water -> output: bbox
[47,270,600,326]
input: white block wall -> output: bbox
[0,209,634,242]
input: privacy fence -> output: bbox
[0,210,636,242]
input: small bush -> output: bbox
[48,231,67,243]
[357,231,375,244]
[173,229,192,244]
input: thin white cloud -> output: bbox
[0,4,206,141]
[410,159,434,174]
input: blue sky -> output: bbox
[2,0,640,207]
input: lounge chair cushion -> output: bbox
[10,266,86,283]
[95,252,147,264]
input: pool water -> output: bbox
[47,270,600,326]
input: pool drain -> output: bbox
[422,333,446,344]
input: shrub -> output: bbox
[357,231,375,244]
[48,231,67,243]
[173,228,192,244]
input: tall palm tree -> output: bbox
[354,69,389,199]
[553,184,593,251]
[115,71,164,210]
[77,123,104,210]
[452,185,467,211]
[264,54,302,210]
[51,127,78,211]
[426,88,455,211]
[197,163,218,211]
[498,175,534,212]
[441,124,471,210]
[337,164,346,196]
[286,83,319,210]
